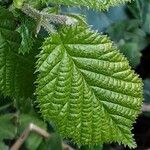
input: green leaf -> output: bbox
[15,97,34,113]
[41,0,132,11]
[38,133,62,150]
[106,20,148,67]
[0,47,36,98]
[0,115,15,150]
[18,24,34,54]
[0,7,36,98]
[0,114,17,141]
[128,0,150,34]
[0,7,17,30]
[36,26,143,148]
[107,20,148,50]
[13,0,25,8]
[0,142,9,150]
[119,42,141,68]
[0,0,12,7]
[16,13,37,54]
[142,2,150,34]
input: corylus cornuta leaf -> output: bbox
[41,0,132,10]
[36,26,143,148]
[0,7,35,98]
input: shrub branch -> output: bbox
[21,3,77,33]
[10,123,74,150]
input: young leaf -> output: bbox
[128,0,150,34]
[41,0,132,11]
[13,0,25,8]
[16,14,37,54]
[36,26,143,148]
[18,24,34,54]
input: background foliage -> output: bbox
[0,0,150,149]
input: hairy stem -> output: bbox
[21,3,77,33]
[21,4,67,24]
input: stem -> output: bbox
[21,4,76,33]
[0,103,13,112]
[142,103,150,112]
[10,123,74,150]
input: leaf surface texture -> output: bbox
[36,26,143,147]
[0,7,35,98]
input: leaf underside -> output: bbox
[0,7,35,98]
[36,26,143,148]
[41,0,132,10]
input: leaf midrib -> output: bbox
[58,41,132,143]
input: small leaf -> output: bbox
[128,0,150,34]
[36,26,143,148]
[142,4,150,34]
[13,0,25,8]
[18,24,34,54]
[16,14,37,54]
[106,20,148,67]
